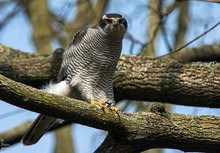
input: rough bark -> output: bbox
[1,45,220,107]
[141,2,164,153]
[115,56,220,106]
[0,45,63,87]
[0,75,220,152]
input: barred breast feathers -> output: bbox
[57,27,122,103]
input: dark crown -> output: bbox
[105,13,122,18]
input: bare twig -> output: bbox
[0,8,19,31]
[172,20,220,53]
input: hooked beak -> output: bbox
[112,19,120,27]
[112,22,119,27]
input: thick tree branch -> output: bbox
[115,56,220,107]
[0,45,63,87]
[0,75,220,152]
[0,120,72,147]
[0,121,31,148]
[1,45,220,107]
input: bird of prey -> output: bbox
[22,13,127,145]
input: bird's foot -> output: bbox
[90,100,119,112]
[91,100,108,108]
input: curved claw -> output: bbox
[90,100,119,111]
[90,100,108,108]
[108,106,119,112]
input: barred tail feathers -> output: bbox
[22,114,56,145]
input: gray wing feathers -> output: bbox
[69,27,89,46]
[22,27,94,145]
[22,115,56,145]
[57,27,89,82]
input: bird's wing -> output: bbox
[57,27,89,82]
[22,28,90,145]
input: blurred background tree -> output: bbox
[0,0,220,153]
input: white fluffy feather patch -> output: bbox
[43,81,71,96]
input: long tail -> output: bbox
[22,81,71,145]
[22,114,57,145]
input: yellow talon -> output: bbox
[91,100,108,108]
[90,100,119,112]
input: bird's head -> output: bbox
[98,13,127,38]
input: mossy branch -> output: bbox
[0,74,220,152]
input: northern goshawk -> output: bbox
[22,13,127,145]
